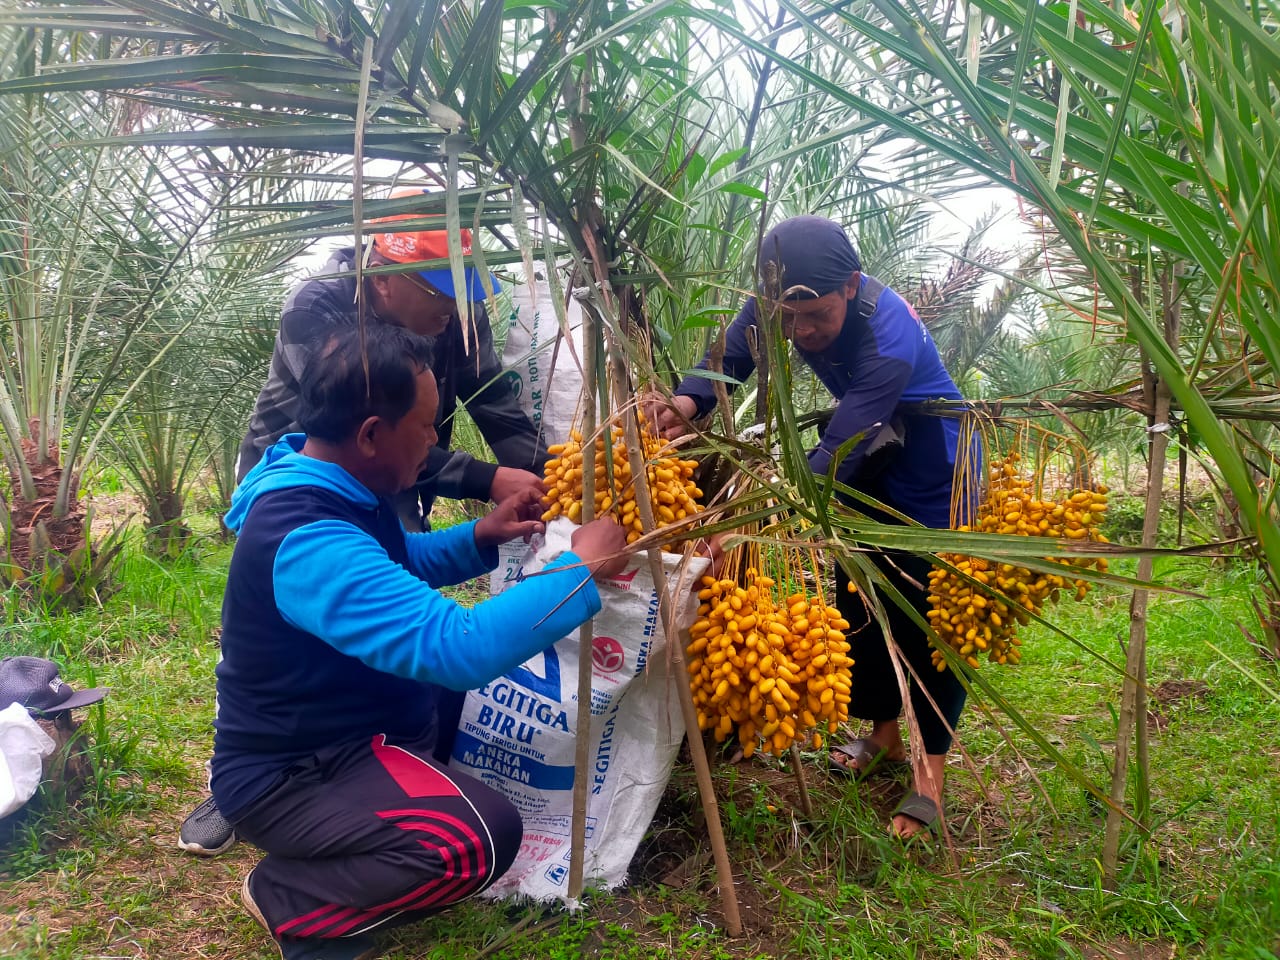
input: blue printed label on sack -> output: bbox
[642,592,660,639]
[504,648,562,702]
[453,731,574,790]
[465,684,569,743]
[522,814,595,839]
[591,701,623,795]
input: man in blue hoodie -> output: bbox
[182,197,547,858]
[649,216,971,840]
[214,324,626,960]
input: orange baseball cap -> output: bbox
[369,189,500,302]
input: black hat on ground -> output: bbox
[0,657,109,715]
[757,215,862,300]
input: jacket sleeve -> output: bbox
[424,305,548,502]
[674,298,760,417]
[458,305,549,472]
[272,519,601,692]
[808,300,917,483]
[276,305,322,384]
[402,519,495,586]
[420,445,497,502]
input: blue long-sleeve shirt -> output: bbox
[211,435,600,820]
[676,276,964,528]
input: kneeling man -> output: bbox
[212,324,625,960]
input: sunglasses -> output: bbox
[403,271,449,300]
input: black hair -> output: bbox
[297,324,435,443]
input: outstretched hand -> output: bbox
[489,466,545,504]
[570,517,629,581]
[641,392,699,441]
[474,487,545,548]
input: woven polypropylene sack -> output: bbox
[456,518,705,902]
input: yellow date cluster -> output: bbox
[687,569,854,757]
[541,425,702,544]
[927,453,1110,670]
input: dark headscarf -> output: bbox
[757,215,862,300]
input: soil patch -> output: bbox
[1147,679,1210,731]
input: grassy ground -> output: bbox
[0,518,1276,960]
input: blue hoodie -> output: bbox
[677,276,964,528]
[211,435,601,821]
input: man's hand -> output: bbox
[570,517,629,580]
[474,487,545,548]
[641,392,698,441]
[489,466,544,503]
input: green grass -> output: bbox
[1,521,1277,959]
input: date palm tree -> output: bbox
[0,49,325,593]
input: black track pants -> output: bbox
[835,550,967,755]
[233,732,521,941]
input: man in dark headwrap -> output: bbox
[650,215,970,839]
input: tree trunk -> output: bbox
[145,488,191,557]
[7,437,85,571]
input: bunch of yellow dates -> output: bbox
[927,452,1110,669]
[541,424,702,545]
[687,567,854,757]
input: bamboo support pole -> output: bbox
[1101,357,1168,882]
[567,293,598,901]
[605,334,743,937]
[1103,269,1179,882]
[571,213,740,934]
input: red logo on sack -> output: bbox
[592,637,626,674]
[604,567,640,591]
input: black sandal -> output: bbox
[890,791,939,837]
[828,738,909,780]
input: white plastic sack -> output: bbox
[502,266,585,449]
[0,702,55,819]
[493,263,584,598]
[456,518,706,902]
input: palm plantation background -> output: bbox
[0,0,1277,957]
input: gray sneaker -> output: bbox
[178,795,237,856]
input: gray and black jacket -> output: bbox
[238,247,547,512]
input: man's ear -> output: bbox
[844,271,862,300]
[368,271,393,304]
[354,416,381,457]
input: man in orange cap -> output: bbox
[179,192,547,861]
[238,192,547,521]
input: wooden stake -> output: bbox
[606,337,743,937]
[573,219,741,936]
[1103,263,1178,882]
[567,292,598,902]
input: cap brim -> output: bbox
[417,267,502,303]
[759,283,826,300]
[45,687,110,711]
